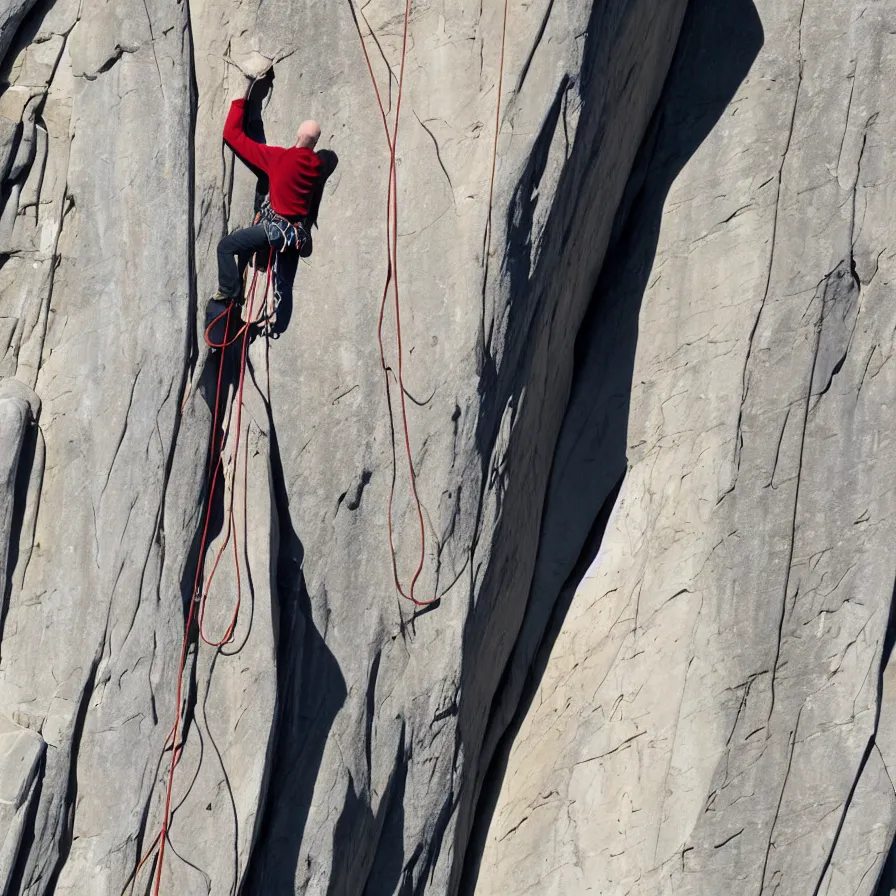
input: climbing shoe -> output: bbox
[205,296,236,350]
[209,289,242,307]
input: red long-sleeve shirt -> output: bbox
[223,98,323,219]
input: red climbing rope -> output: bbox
[349,0,509,607]
[125,251,274,896]
[197,261,274,649]
[349,0,434,607]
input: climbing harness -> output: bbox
[258,196,311,256]
[244,199,312,331]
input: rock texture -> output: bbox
[475,0,896,894]
[0,0,688,892]
[1,0,893,894]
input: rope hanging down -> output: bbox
[125,255,274,896]
[348,0,509,607]
[130,0,511,885]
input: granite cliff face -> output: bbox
[0,0,893,894]
[475,1,896,894]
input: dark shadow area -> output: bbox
[327,725,413,895]
[180,303,346,890]
[42,664,99,893]
[875,831,896,895]
[134,320,249,885]
[198,649,242,891]
[5,749,45,894]
[243,409,347,892]
[0,0,58,270]
[457,0,764,889]
[0,0,55,109]
[307,149,339,230]
[243,70,273,212]
[0,407,38,648]
[460,476,622,895]
[187,308,250,623]
[358,736,413,895]
[871,576,896,896]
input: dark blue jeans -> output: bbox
[217,224,284,299]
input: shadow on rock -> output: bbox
[871,582,896,896]
[184,325,346,891]
[459,0,764,889]
[242,411,347,892]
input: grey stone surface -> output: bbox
[0,0,688,892]
[0,395,29,608]
[475,0,896,894]
[4,0,892,893]
[0,0,38,71]
[0,714,44,895]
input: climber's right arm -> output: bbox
[223,98,276,172]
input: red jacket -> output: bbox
[223,99,323,219]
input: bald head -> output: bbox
[296,120,321,149]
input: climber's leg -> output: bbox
[274,246,300,300]
[215,224,270,301]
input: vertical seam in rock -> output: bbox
[42,653,102,893]
[139,0,164,93]
[16,8,78,389]
[810,734,877,895]
[767,404,792,489]
[768,277,823,724]
[652,655,694,864]
[834,70,856,176]
[733,0,806,479]
[811,574,896,895]
[99,369,141,504]
[758,706,802,895]
[513,0,555,96]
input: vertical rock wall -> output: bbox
[476,1,896,894]
[0,0,689,893]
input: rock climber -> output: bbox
[212,69,325,306]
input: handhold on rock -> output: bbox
[0,377,39,416]
[231,50,274,81]
[226,51,274,103]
